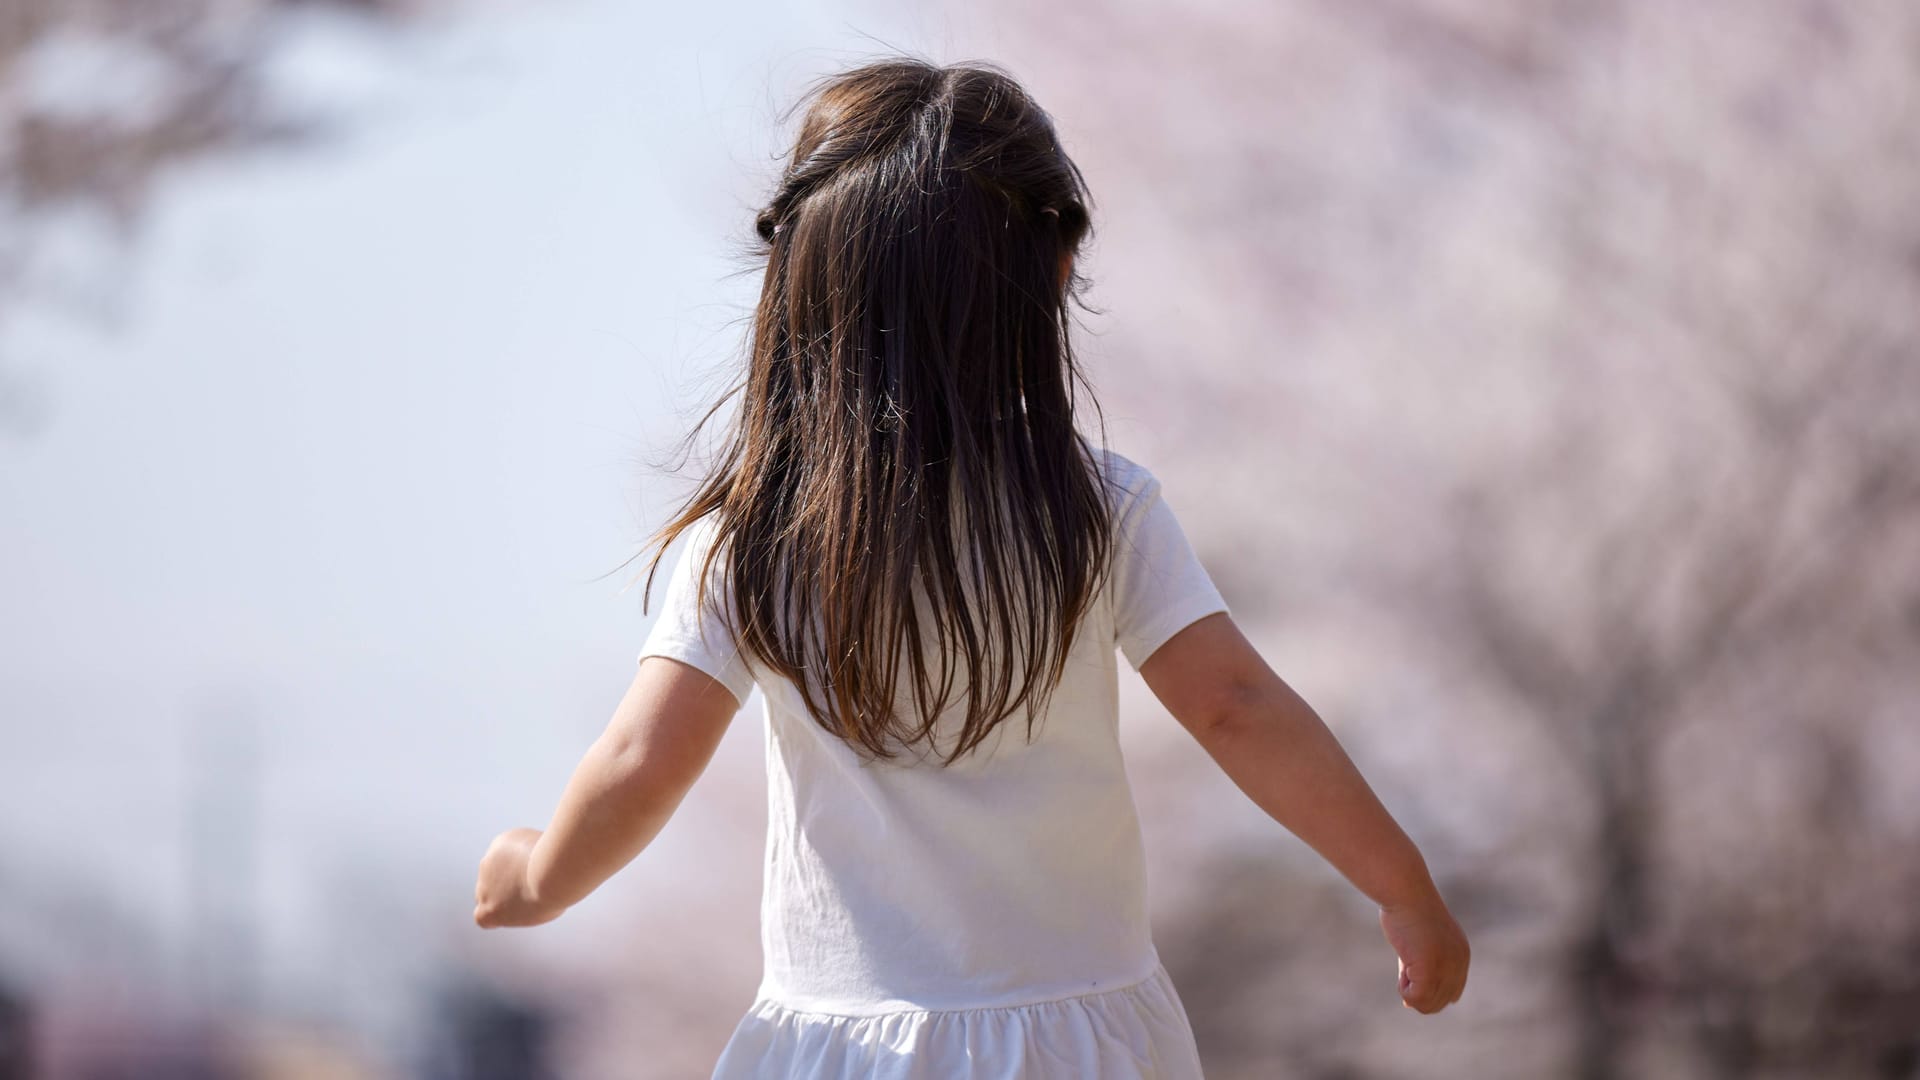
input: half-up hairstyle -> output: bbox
[633,55,1114,766]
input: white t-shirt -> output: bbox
[638,446,1229,1077]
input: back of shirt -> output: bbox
[638,446,1230,1014]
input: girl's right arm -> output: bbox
[1138,611,1471,1014]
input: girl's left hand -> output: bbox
[474,827,564,928]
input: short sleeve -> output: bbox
[1108,459,1231,671]
[637,515,757,709]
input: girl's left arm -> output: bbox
[473,656,743,928]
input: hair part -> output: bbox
[630,54,1116,766]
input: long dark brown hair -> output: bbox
[631,55,1116,766]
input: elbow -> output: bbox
[1194,675,1270,747]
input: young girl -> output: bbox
[474,55,1470,1077]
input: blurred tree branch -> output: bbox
[0,0,428,439]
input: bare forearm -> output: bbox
[1201,680,1439,910]
[525,734,687,911]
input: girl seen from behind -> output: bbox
[473,55,1470,1078]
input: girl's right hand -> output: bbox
[1378,897,1470,1014]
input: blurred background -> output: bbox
[3,0,1917,1076]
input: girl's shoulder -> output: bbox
[1086,444,1164,515]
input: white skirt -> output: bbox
[710,962,1206,1079]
